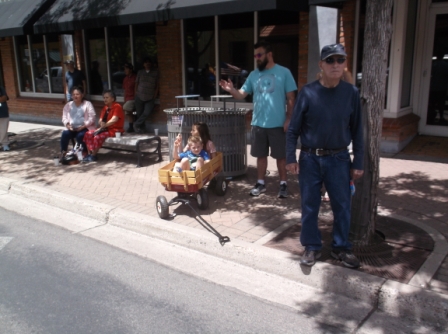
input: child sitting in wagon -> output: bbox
[173,135,210,172]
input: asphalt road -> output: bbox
[0,207,340,334]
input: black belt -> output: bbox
[301,147,347,156]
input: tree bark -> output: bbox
[350,0,393,246]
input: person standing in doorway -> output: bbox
[64,59,86,102]
[219,41,297,198]
[133,57,159,133]
[286,44,364,268]
[122,63,137,132]
[0,85,10,151]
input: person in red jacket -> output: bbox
[83,90,124,162]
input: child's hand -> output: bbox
[174,133,183,146]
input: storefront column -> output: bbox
[155,20,183,125]
[307,6,338,82]
[0,37,19,98]
[386,0,409,118]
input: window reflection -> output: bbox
[133,23,157,73]
[30,35,47,93]
[185,17,215,100]
[86,28,108,95]
[219,13,253,102]
[46,34,63,93]
[109,26,131,97]
[17,35,32,92]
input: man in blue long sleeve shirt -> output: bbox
[286,44,364,268]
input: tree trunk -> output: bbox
[350,0,393,246]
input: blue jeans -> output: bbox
[60,129,87,152]
[298,149,352,251]
[134,96,155,129]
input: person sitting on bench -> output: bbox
[83,90,124,162]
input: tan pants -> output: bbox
[0,117,9,146]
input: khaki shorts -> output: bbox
[250,126,286,160]
[123,100,135,115]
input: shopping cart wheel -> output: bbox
[156,195,169,219]
[214,175,227,196]
[196,188,209,210]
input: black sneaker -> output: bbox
[300,249,321,266]
[331,250,360,269]
[127,125,135,133]
[278,183,288,198]
[250,183,266,196]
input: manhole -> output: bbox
[264,215,433,283]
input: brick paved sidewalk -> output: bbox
[2,123,447,294]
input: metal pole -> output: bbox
[43,35,52,93]
[27,35,36,92]
[13,36,22,92]
[82,29,90,94]
[105,27,111,89]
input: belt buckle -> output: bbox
[316,148,324,156]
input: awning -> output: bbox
[0,0,55,38]
[34,0,310,34]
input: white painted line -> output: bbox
[0,237,13,251]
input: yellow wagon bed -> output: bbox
[158,152,224,193]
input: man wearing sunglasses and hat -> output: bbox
[286,44,364,269]
[219,40,297,199]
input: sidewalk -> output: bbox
[1,122,448,322]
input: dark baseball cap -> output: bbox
[124,62,134,70]
[320,44,347,60]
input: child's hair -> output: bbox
[187,135,203,146]
[193,122,211,148]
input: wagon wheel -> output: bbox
[196,188,209,210]
[214,175,227,196]
[156,196,169,219]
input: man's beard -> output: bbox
[257,58,268,71]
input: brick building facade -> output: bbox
[1,0,446,152]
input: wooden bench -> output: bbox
[101,134,162,167]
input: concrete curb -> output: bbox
[379,280,448,324]
[8,179,114,222]
[108,208,384,305]
[1,175,447,325]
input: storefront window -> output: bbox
[219,13,253,99]
[46,34,63,93]
[30,35,47,93]
[258,10,299,85]
[133,23,157,72]
[17,35,33,92]
[400,0,417,108]
[185,17,215,99]
[86,28,108,95]
[108,26,131,96]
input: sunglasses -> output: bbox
[325,57,346,64]
[254,53,266,59]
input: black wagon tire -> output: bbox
[156,196,169,219]
[196,188,209,210]
[214,175,227,196]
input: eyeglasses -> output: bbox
[254,53,266,59]
[325,57,346,64]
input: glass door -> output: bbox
[419,4,448,136]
